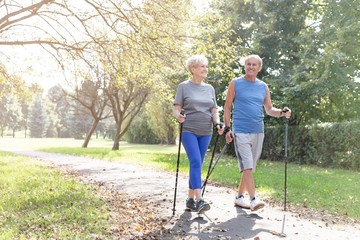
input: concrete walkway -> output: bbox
[5,149,360,240]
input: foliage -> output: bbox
[69,104,93,140]
[145,73,183,145]
[47,85,72,138]
[0,64,33,99]
[194,0,360,127]
[67,80,111,147]
[67,0,192,150]
[1,0,359,152]
[124,111,161,144]
[256,0,360,124]
[0,95,22,137]
[262,121,360,170]
[28,95,49,138]
[1,0,191,149]
[189,2,242,107]
[308,121,360,169]
[44,96,59,138]
[0,64,40,137]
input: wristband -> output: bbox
[224,126,230,134]
[216,122,223,128]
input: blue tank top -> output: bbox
[233,77,267,133]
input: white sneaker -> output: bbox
[234,195,250,209]
[250,197,265,211]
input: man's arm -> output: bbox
[223,80,235,142]
[263,85,291,118]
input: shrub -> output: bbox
[261,121,360,171]
[125,112,161,144]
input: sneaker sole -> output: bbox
[234,203,251,209]
[251,203,265,211]
[198,204,211,213]
[185,207,197,212]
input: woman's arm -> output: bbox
[173,104,186,123]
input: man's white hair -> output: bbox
[240,54,263,67]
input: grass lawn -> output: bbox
[1,137,359,222]
[0,151,114,239]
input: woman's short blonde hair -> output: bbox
[241,54,263,67]
[185,55,208,74]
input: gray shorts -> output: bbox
[234,133,264,172]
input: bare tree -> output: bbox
[1,0,191,149]
[68,0,190,150]
[67,74,112,148]
[1,0,189,65]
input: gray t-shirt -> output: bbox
[174,80,218,135]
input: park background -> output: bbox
[0,0,359,238]
[1,0,359,168]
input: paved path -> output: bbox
[5,149,360,240]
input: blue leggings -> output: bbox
[181,132,212,189]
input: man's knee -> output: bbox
[242,168,253,175]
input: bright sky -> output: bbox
[1,0,209,92]
[1,45,64,92]
[192,0,207,13]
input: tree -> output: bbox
[0,95,14,137]
[67,78,112,147]
[28,94,49,138]
[199,0,360,125]
[2,0,192,147]
[1,1,92,56]
[145,79,178,145]
[125,110,161,144]
[103,47,152,150]
[289,0,360,123]
[47,84,72,137]
[68,103,93,140]
[44,96,59,138]
[93,0,190,150]
[0,0,190,81]
[189,2,244,108]
[6,95,22,138]
[0,64,32,99]
[0,64,39,137]
[20,100,30,138]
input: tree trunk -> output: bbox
[82,119,100,148]
[112,124,121,150]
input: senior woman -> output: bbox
[173,55,223,213]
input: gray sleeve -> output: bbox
[174,84,183,106]
[211,86,218,108]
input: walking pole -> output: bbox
[284,115,289,211]
[172,110,184,216]
[281,111,289,237]
[202,135,231,196]
[202,130,221,196]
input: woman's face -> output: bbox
[191,62,208,79]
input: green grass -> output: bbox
[0,151,113,239]
[39,144,360,221]
[1,137,359,222]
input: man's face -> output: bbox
[244,58,261,77]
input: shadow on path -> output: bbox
[168,206,274,239]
